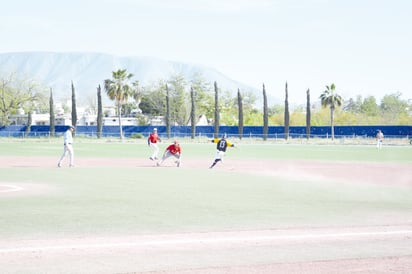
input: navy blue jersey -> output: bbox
[216,139,228,152]
[212,137,234,152]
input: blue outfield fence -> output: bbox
[1,125,411,139]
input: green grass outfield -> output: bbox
[1,138,412,161]
[1,140,411,240]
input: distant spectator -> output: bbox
[376,129,384,149]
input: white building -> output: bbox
[103,117,138,126]
[9,112,50,126]
[7,101,143,127]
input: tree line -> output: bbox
[1,70,411,140]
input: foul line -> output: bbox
[0,184,24,193]
[1,230,411,253]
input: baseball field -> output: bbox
[0,139,411,273]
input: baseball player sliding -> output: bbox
[209,134,235,169]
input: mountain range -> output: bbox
[0,51,265,105]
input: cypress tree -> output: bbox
[213,81,219,139]
[190,86,196,139]
[237,89,243,139]
[71,81,78,136]
[97,85,103,138]
[25,111,32,137]
[165,84,170,139]
[284,82,290,140]
[263,83,268,141]
[49,88,55,137]
[306,89,311,140]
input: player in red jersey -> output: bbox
[148,128,161,160]
[157,140,181,167]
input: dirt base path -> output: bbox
[1,225,411,273]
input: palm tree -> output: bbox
[320,83,343,140]
[104,69,133,140]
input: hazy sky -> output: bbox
[1,0,411,104]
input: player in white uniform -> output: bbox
[58,125,75,167]
[376,129,384,149]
